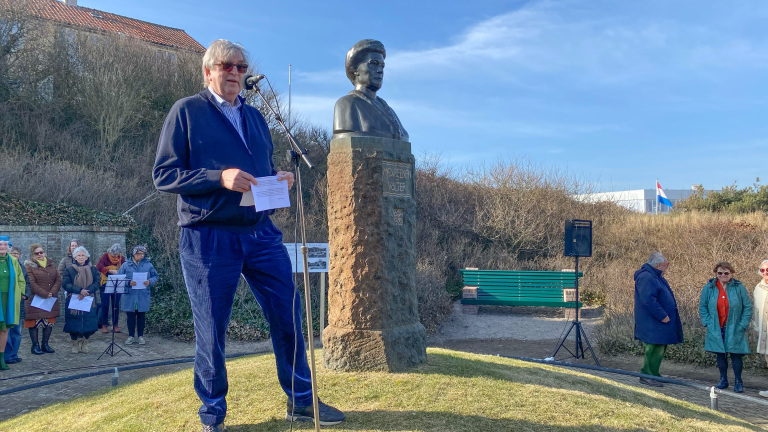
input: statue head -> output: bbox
[345,39,386,93]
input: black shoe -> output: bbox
[31,343,44,355]
[734,380,743,393]
[201,423,225,432]
[42,343,55,354]
[639,377,664,387]
[716,377,728,389]
[286,400,346,425]
[6,358,21,364]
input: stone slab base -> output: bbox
[323,323,427,372]
[461,304,479,315]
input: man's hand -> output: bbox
[661,316,670,323]
[276,171,295,189]
[221,169,257,192]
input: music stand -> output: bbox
[98,276,131,360]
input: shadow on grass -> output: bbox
[406,352,761,431]
[226,410,741,432]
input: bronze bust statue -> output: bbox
[332,39,409,141]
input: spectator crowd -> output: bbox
[0,237,158,370]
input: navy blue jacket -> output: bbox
[634,263,684,345]
[153,89,276,232]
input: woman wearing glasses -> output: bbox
[24,243,62,355]
[699,262,752,393]
[752,260,768,397]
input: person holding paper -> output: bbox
[96,244,125,334]
[5,246,29,366]
[118,245,159,345]
[0,238,25,371]
[62,247,100,354]
[24,243,61,355]
[153,39,344,431]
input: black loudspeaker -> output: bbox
[564,219,592,257]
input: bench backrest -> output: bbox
[461,269,583,301]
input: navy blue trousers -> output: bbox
[180,222,312,426]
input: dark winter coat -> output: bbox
[61,264,100,335]
[24,259,61,320]
[634,263,684,345]
[699,278,752,354]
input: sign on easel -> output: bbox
[283,243,329,336]
[283,243,329,273]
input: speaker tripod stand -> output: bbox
[550,255,600,366]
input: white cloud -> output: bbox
[383,0,768,85]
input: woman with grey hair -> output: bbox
[62,246,100,353]
[96,243,125,333]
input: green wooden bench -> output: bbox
[460,269,583,312]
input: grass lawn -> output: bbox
[0,348,760,432]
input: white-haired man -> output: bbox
[154,39,344,432]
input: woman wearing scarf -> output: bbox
[0,238,25,370]
[24,243,61,355]
[752,260,768,397]
[62,246,100,353]
[699,261,752,393]
[96,243,125,334]
[118,245,159,345]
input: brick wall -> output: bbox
[0,225,130,261]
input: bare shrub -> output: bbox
[594,211,768,365]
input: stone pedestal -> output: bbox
[323,135,427,372]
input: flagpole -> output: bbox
[655,179,658,215]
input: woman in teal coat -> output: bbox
[699,261,752,393]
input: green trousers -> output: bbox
[641,343,667,376]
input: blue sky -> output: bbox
[83,0,767,191]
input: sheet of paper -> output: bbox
[68,295,94,312]
[105,274,127,294]
[131,272,148,290]
[239,176,290,210]
[31,295,57,312]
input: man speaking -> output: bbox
[153,39,344,432]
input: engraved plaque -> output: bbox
[393,208,404,226]
[382,161,413,198]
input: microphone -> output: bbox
[244,74,265,90]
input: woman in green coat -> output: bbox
[699,261,752,393]
[0,238,25,371]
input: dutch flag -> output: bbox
[656,180,673,208]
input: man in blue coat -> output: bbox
[153,39,344,432]
[634,251,684,387]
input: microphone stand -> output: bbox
[245,79,320,431]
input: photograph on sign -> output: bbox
[283,243,329,273]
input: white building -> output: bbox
[576,187,714,214]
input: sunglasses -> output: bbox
[215,62,248,73]
[717,271,730,276]
[760,269,768,274]
[34,250,45,255]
